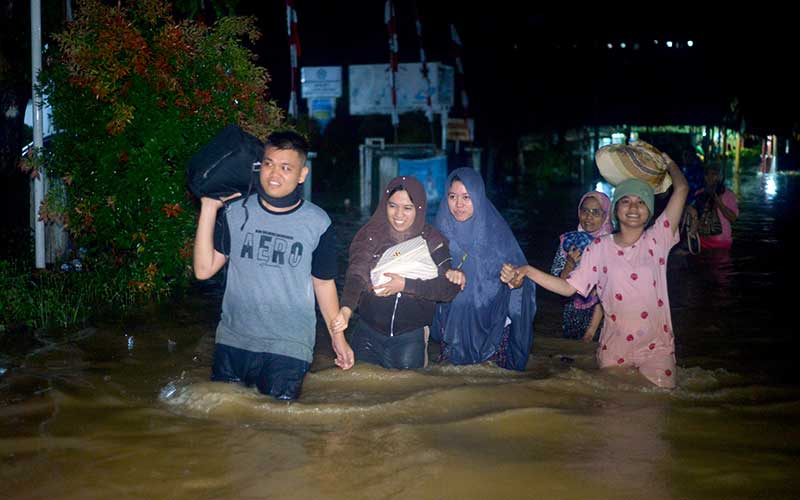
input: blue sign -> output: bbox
[309,97,336,132]
[398,156,447,212]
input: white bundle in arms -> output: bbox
[370,235,438,288]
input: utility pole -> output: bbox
[31,0,45,268]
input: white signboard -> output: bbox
[301,66,343,98]
[349,62,454,116]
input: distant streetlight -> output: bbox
[607,43,613,49]
[687,40,694,47]
[620,42,626,49]
[666,40,673,48]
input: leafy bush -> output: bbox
[0,258,136,331]
[36,0,283,300]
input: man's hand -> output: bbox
[194,193,241,280]
[201,192,242,211]
[331,333,354,370]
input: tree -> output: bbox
[37,0,283,297]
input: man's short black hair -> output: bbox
[265,130,309,163]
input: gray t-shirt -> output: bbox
[214,196,337,363]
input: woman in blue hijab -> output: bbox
[432,168,536,370]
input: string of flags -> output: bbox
[413,1,434,123]
[384,0,400,127]
[285,2,471,140]
[286,0,301,118]
[450,23,469,117]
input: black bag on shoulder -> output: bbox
[186,124,263,199]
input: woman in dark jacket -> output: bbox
[331,176,460,369]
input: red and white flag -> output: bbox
[286,0,301,118]
[413,3,434,122]
[385,0,400,127]
[450,23,469,114]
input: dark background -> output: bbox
[240,2,798,140]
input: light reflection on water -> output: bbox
[1,170,798,499]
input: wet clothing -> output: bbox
[350,320,428,370]
[693,188,738,250]
[550,191,612,340]
[432,168,536,371]
[211,344,310,400]
[559,302,600,341]
[341,176,460,370]
[211,195,336,397]
[551,244,602,340]
[566,212,679,388]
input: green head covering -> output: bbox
[612,178,655,228]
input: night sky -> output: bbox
[234,2,798,139]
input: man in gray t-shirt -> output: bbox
[193,130,353,400]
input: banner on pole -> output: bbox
[349,62,453,116]
[301,66,342,98]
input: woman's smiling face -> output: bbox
[386,189,416,232]
[615,195,650,228]
[579,196,604,232]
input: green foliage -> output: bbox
[39,0,283,300]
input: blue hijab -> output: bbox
[432,168,536,370]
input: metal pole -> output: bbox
[31,0,46,268]
[721,127,728,168]
[440,108,448,151]
[304,152,315,201]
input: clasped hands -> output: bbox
[500,263,525,289]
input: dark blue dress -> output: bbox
[431,168,536,370]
